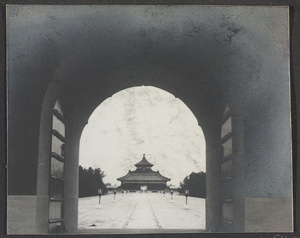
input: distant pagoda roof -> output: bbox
[117,154,170,183]
[134,154,153,168]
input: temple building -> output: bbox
[117,154,171,191]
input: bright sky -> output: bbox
[79,86,206,187]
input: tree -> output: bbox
[179,172,206,198]
[78,166,107,197]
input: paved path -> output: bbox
[78,192,205,230]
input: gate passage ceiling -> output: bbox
[7,5,290,196]
[8,6,288,120]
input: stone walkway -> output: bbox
[78,192,205,232]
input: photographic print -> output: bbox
[6,5,293,234]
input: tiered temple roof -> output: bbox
[117,154,170,184]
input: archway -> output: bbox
[32,63,222,232]
[77,86,206,231]
[33,59,292,233]
[34,63,237,233]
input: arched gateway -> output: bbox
[7,5,292,234]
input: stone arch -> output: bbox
[33,62,231,233]
[32,46,287,234]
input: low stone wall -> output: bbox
[7,195,37,234]
[245,197,293,232]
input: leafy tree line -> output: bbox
[178,172,206,198]
[79,166,107,198]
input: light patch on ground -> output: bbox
[78,192,205,231]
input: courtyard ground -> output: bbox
[77,192,206,233]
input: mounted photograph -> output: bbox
[6,5,293,234]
